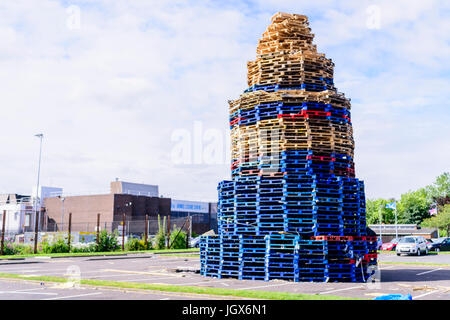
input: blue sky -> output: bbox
[0,0,448,201]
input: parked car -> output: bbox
[425,239,434,251]
[381,238,399,251]
[431,237,450,252]
[377,237,383,250]
[396,236,428,256]
[190,236,201,248]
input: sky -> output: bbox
[0,0,448,202]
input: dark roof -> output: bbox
[0,194,30,204]
[369,224,436,235]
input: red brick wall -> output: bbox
[44,194,171,232]
[44,194,114,231]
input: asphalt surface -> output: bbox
[379,251,450,264]
[0,252,448,300]
[0,278,210,300]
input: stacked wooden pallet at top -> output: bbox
[247,12,335,91]
[200,12,377,283]
[229,90,351,116]
[230,117,355,164]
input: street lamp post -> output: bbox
[123,201,132,244]
[60,197,65,231]
[34,134,43,232]
[394,201,398,240]
[378,205,383,242]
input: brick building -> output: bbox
[44,192,170,233]
[43,180,217,235]
[369,224,439,242]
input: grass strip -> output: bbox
[379,261,450,266]
[378,251,449,255]
[0,272,361,300]
[159,254,200,258]
[0,248,200,260]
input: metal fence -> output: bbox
[0,213,216,252]
[44,216,213,236]
[44,217,192,237]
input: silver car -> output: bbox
[396,236,428,256]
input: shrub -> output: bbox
[97,230,119,252]
[153,215,167,250]
[14,243,34,255]
[42,238,70,254]
[70,242,97,253]
[153,233,166,250]
[169,228,187,249]
[2,241,18,255]
[125,238,148,251]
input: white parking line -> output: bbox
[15,288,50,292]
[0,267,42,272]
[42,292,103,300]
[15,269,105,277]
[13,291,58,296]
[0,290,57,296]
[0,267,70,274]
[168,280,216,286]
[101,269,181,277]
[114,276,182,283]
[239,282,292,290]
[416,268,443,276]
[380,265,396,270]
[319,286,363,295]
[414,290,441,299]
[87,273,155,279]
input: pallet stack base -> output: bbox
[200,234,377,282]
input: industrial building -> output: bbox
[0,186,62,235]
[0,194,33,235]
[43,180,217,235]
[171,199,218,234]
[369,224,438,242]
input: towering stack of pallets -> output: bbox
[200,12,377,282]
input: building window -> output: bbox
[24,214,31,227]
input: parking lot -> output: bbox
[0,252,448,300]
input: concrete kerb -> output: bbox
[0,261,43,266]
[87,255,153,261]
[0,251,199,265]
[152,251,200,255]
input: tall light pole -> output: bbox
[124,201,132,238]
[394,201,398,240]
[34,133,43,232]
[378,205,383,242]
[60,196,65,231]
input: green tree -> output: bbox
[365,172,449,227]
[421,204,450,236]
[365,198,397,224]
[397,188,431,225]
[425,172,450,206]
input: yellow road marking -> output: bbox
[101,269,181,277]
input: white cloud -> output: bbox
[0,0,448,202]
